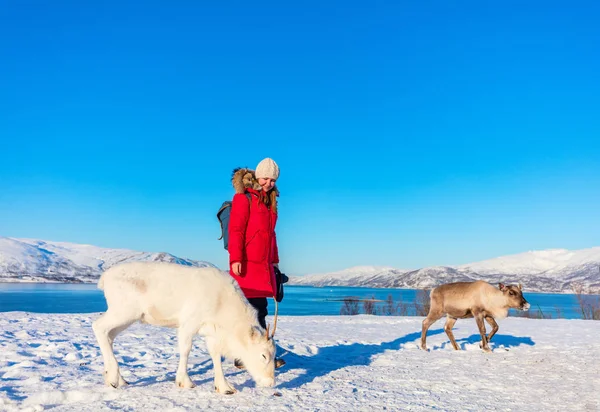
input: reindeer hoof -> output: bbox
[215,383,237,394]
[104,371,121,389]
[177,378,196,389]
[479,343,492,352]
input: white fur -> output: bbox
[92,262,275,394]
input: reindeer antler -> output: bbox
[264,300,279,340]
[270,300,278,339]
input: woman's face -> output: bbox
[258,177,276,192]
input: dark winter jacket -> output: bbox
[228,168,279,298]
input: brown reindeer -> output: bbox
[420,281,530,352]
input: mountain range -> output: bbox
[289,248,600,293]
[1,236,599,293]
[0,237,214,283]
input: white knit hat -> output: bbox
[255,158,280,180]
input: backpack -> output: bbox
[217,193,251,250]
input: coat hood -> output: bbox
[231,167,279,212]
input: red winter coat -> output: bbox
[228,168,279,299]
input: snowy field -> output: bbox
[1,313,599,411]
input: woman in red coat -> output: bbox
[228,157,285,369]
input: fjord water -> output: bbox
[0,283,590,319]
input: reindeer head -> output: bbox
[499,283,530,310]
[240,325,276,387]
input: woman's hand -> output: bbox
[232,262,242,276]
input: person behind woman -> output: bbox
[228,157,285,369]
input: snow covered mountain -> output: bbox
[0,237,215,283]
[288,266,411,288]
[2,236,599,293]
[290,247,600,293]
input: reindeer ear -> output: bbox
[499,283,506,291]
[518,283,523,291]
[250,326,263,341]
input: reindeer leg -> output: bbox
[92,309,137,388]
[175,326,196,388]
[474,312,491,352]
[205,336,236,395]
[421,310,443,351]
[444,316,460,350]
[484,316,499,343]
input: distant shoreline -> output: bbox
[0,280,96,285]
[1,280,599,295]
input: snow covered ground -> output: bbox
[1,313,599,411]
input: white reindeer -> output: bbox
[92,262,276,394]
[420,281,530,352]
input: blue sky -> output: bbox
[1,1,599,275]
